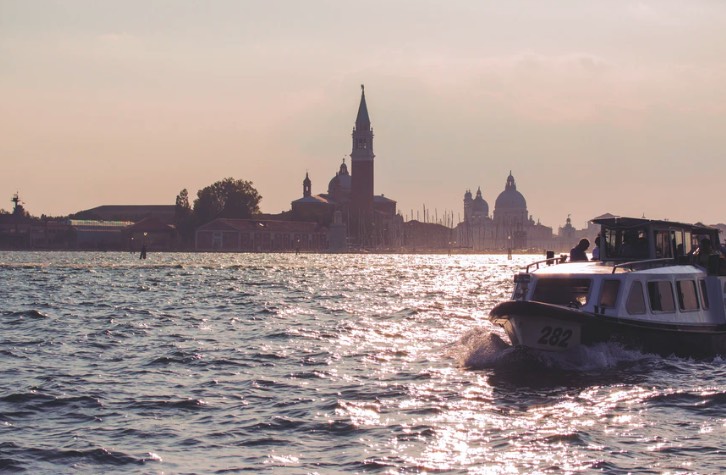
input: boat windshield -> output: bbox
[602,227,649,260]
[531,278,591,307]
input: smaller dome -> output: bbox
[471,186,489,217]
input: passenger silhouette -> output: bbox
[569,238,590,262]
[591,236,601,261]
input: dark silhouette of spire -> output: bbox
[355,84,370,129]
[303,172,311,197]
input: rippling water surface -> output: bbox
[1,251,725,474]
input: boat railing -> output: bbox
[525,255,568,273]
[611,258,676,274]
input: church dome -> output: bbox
[494,172,527,211]
[471,187,489,217]
[328,160,352,195]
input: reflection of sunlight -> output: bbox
[264,453,300,466]
[395,378,664,473]
[419,425,479,470]
[337,400,384,427]
[698,423,713,434]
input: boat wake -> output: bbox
[450,327,655,373]
[532,341,655,372]
[448,326,516,369]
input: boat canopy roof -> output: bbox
[591,216,721,262]
[591,216,717,234]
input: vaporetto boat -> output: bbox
[489,217,726,357]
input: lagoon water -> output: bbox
[1,251,725,474]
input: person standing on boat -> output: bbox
[694,238,718,267]
[591,236,601,261]
[569,238,590,262]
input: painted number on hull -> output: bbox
[537,326,573,348]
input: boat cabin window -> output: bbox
[603,227,650,259]
[683,231,693,255]
[700,279,709,310]
[673,230,685,258]
[626,281,646,315]
[676,280,699,311]
[647,281,676,313]
[531,278,591,306]
[598,280,621,308]
[691,233,703,252]
[690,231,719,255]
[654,230,674,259]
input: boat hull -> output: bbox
[490,300,726,358]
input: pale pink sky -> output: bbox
[2,0,726,228]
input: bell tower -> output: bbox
[350,85,375,243]
[302,172,311,198]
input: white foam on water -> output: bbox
[447,326,517,369]
[449,327,655,372]
[533,341,655,372]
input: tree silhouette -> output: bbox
[193,178,262,224]
[174,188,195,247]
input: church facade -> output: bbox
[291,86,402,250]
[456,172,553,251]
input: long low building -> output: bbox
[72,205,176,224]
[70,219,134,250]
[195,218,328,252]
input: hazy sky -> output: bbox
[2,0,725,228]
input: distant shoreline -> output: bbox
[0,248,560,256]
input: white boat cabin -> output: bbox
[512,217,726,327]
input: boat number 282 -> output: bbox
[537,326,572,348]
